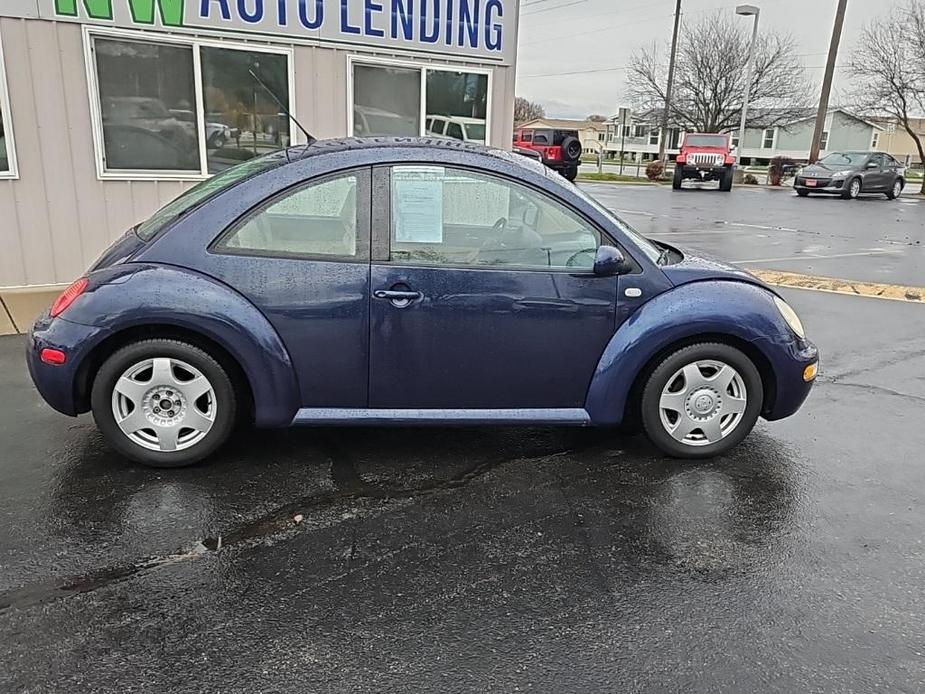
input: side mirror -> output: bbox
[593,245,628,277]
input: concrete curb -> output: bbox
[0,285,65,336]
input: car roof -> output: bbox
[273,136,548,175]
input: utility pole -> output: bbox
[809,0,848,163]
[658,0,682,167]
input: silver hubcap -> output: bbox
[659,360,748,447]
[111,357,216,452]
[894,182,901,196]
[851,179,860,197]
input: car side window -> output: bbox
[389,166,601,270]
[446,122,464,140]
[533,133,549,144]
[217,172,360,258]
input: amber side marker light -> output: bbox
[40,348,67,365]
[50,277,88,318]
[803,363,818,382]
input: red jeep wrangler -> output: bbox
[512,128,582,181]
[673,133,736,191]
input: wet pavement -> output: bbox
[2,280,925,692]
[581,183,925,287]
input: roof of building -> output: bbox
[518,118,606,130]
[612,106,886,131]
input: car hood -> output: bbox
[660,246,769,290]
[800,163,853,176]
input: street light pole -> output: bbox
[809,0,848,163]
[734,5,760,180]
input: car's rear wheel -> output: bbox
[886,179,903,200]
[563,165,578,182]
[91,339,236,467]
[640,343,763,458]
[842,176,862,199]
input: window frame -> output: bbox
[376,163,619,274]
[210,167,372,263]
[762,127,776,149]
[871,131,880,149]
[346,54,493,144]
[83,25,297,182]
[0,29,18,179]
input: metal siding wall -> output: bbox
[0,19,516,288]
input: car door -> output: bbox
[368,164,619,410]
[207,168,372,407]
[864,153,888,190]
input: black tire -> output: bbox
[796,189,810,197]
[563,166,578,182]
[885,178,903,200]
[672,166,683,190]
[560,136,582,163]
[719,167,734,192]
[90,339,237,468]
[640,342,763,459]
[842,176,862,200]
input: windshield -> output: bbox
[567,184,663,264]
[136,154,286,241]
[818,152,867,167]
[684,134,728,148]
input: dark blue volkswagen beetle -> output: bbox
[27,138,817,467]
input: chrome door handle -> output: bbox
[373,290,422,300]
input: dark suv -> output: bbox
[794,151,905,200]
[513,128,582,181]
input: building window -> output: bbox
[200,47,290,175]
[730,133,740,148]
[648,129,659,146]
[351,60,489,144]
[871,131,880,149]
[0,31,17,178]
[633,125,647,138]
[820,130,829,150]
[762,128,775,149]
[89,32,293,178]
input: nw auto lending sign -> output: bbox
[32,0,515,63]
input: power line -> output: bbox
[521,0,588,16]
[519,13,673,46]
[519,66,628,78]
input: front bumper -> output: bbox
[27,313,110,416]
[679,164,726,181]
[758,336,819,421]
[794,176,845,194]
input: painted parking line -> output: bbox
[732,249,904,264]
[751,269,925,304]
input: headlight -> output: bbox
[773,296,805,339]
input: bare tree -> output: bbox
[587,114,608,122]
[514,97,545,125]
[849,1,925,194]
[628,12,811,133]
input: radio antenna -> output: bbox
[248,64,316,147]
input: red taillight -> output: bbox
[40,348,67,365]
[545,146,561,161]
[49,277,88,318]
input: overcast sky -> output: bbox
[515,0,902,119]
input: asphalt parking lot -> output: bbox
[2,186,925,692]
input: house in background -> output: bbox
[601,107,885,165]
[870,117,925,168]
[516,118,606,153]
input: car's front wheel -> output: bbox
[640,343,763,458]
[842,176,862,200]
[91,339,237,467]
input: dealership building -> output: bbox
[0,0,519,334]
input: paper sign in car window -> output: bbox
[393,166,445,243]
